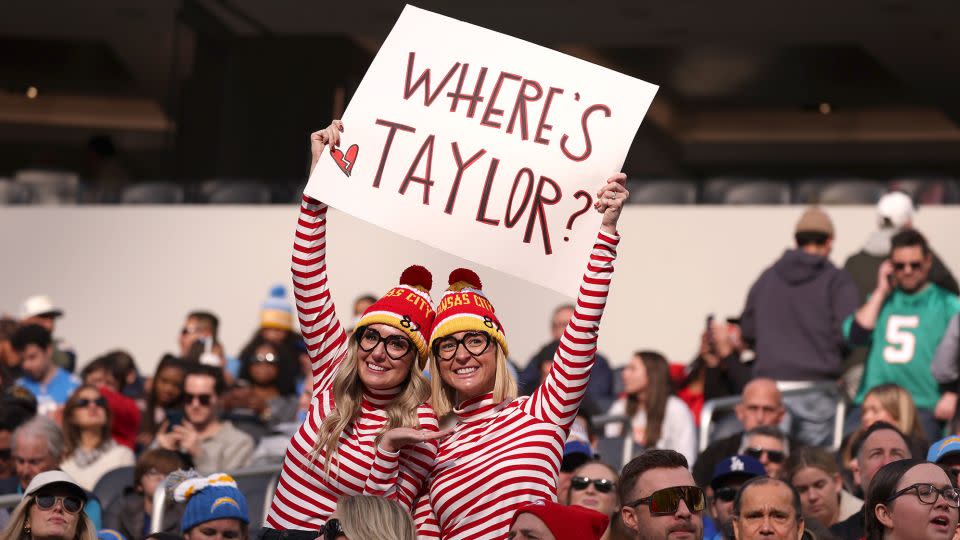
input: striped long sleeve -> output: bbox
[421,230,619,540]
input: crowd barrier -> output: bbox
[0,493,21,510]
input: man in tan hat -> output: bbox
[739,207,859,446]
[19,294,75,373]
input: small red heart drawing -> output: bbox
[330,144,359,177]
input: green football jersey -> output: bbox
[847,284,960,409]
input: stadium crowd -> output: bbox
[2,121,960,540]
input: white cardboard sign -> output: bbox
[305,5,658,295]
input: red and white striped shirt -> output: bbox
[264,196,439,531]
[413,231,620,540]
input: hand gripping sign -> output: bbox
[306,5,658,296]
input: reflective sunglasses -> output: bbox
[35,495,84,514]
[319,518,346,540]
[570,476,616,493]
[253,352,277,363]
[625,485,705,515]
[433,332,491,360]
[887,483,960,508]
[184,393,213,406]
[714,486,738,502]
[76,397,107,409]
[892,261,923,272]
[355,326,413,360]
[744,447,785,463]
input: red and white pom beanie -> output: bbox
[429,268,508,357]
[356,265,436,367]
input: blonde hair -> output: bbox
[311,339,430,472]
[429,344,517,417]
[0,494,96,540]
[864,384,925,442]
[337,495,415,540]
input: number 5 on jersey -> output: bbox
[883,315,920,364]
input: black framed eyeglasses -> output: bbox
[34,495,84,514]
[744,447,785,463]
[887,483,960,508]
[432,332,491,360]
[625,486,705,515]
[76,397,107,409]
[319,518,346,540]
[356,326,413,360]
[571,476,616,493]
[714,486,738,502]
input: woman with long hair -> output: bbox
[783,446,861,528]
[604,351,697,465]
[58,385,135,491]
[321,495,416,540]
[0,471,95,540]
[223,335,301,430]
[262,121,444,538]
[395,172,627,539]
[865,459,959,540]
[565,460,620,538]
[861,384,927,448]
[136,355,186,450]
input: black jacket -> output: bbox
[829,505,864,540]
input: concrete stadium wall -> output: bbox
[1,204,957,375]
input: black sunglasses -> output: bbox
[319,518,345,540]
[714,486,738,502]
[0,449,11,460]
[75,397,107,409]
[571,476,616,493]
[184,393,213,406]
[892,261,923,272]
[744,447,785,463]
[35,495,84,514]
[626,486,705,515]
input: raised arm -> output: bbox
[293,121,349,395]
[522,173,626,428]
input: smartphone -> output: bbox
[166,409,184,429]
[705,314,715,347]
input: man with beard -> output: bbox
[620,449,704,540]
[708,456,765,540]
[732,477,805,540]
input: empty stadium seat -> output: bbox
[722,181,791,204]
[121,182,185,204]
[0,178,30,204]
[818,180,887,204]
[626,180,697,204]
[14,169,81,204]
[92,465,134,511]
[207,181,272,204]
[702,177,775,204]
[794,178,879,204]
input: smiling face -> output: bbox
[356,324,416,391]
[879,463,959,540]
[436,331,499,402]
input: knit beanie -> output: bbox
[174,473,249,532]
[356,265,436,367]
[260,285,293,331]
[429,268,508,357]
[510,500,609,540]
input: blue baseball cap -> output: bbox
[562,440,595,472]
[928,436,960,463]
[711,455,765,489]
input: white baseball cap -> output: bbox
[20,295,64,319]
[877,192,915,229]
[24,470,86,499]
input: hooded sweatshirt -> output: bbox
[740,249,860,381]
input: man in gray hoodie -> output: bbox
[740,207,860,446]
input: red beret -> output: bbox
[511,500,609,540]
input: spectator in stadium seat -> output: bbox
[692,379,793,487]
[19,295,76,373]
[521,304,616,414]
[859,384,928,458]
[222,335,300,436]
[842,192,959,401]
[830,422,912,540]
[846,229,960,442]
[238,285,310,394]
[927,436,960,489]
[81,355,141,451]
[783,447,862,529]
[324,495,418,540]
[739,426,790,479]
[708,455,765,540]
[0,470,96,540]
[3,417,103,528]
[177,311,238,382]
[619,450,704,540]
[173,473,249,540]
[82,350,144,402]
[58,385,135,492]
[510,499,610,540]
[732,477,805,540]
[566,461,620,522]
[694,317,753,408]
[740,207,860,446]
[12,324,79,417]
[863,458,959,540]
[155,365,252,475]
[605,351,697,466]
[137,355,186,450]
[103,449,185,540]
